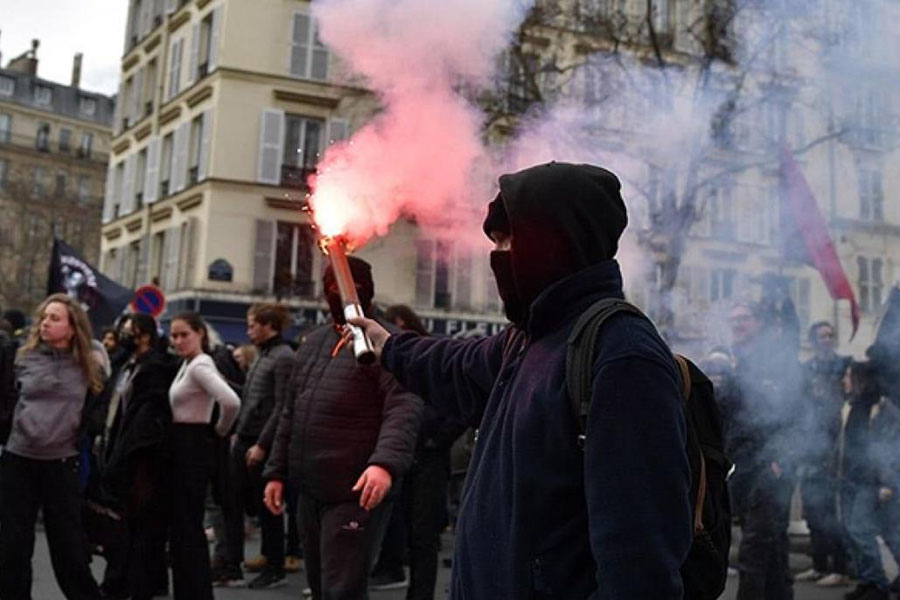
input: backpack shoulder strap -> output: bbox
[675,354,708,535]
[566,298,647,447]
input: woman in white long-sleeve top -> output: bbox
[168,312,240,599]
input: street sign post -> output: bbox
[131,284,167,317]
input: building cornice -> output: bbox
[0,99,113,133]
[832,217,900,238]
[216,66,370,98]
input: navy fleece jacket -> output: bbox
[382,260,692,599]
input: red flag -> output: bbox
[779,146,860,339]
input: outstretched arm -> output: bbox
[348,317,509,427]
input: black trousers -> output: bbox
[0,451,101,600]
[169,424,215,600]
[376,449,450,600]
[300,493,393,600]
[801,473,847,574]
[223,437,285,570]
[736,471,794,600]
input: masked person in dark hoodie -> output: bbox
[262,258,423,600]
[347,162,692,599]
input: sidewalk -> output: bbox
[27,528,898,599]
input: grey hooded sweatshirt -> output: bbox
[5,344,88,460]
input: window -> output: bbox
[0,113,10,142]
[36,123,50,151]
[113,162,125,218]
[198,13,214,78]
[0,76,14,97]
[59,128,71,153]
[125,241,141,289]
[55,171,67,197]
[706,184,734,240]
[858,256,883,313]
[188,115,202,185]
[160,132,174,196]
[122,76,134,129]
[144,60,157,115]
[281,114,323,188]
[290,11,329,81]
[151,231,165,281]
[858,167,884,221]
[135,149,147,208]
[0,158,7,191]
[32,167,46,196]
[79,96,97,116]
[168,38,184,99]
[78,132,93,159]
[34,85,52,106]
[709,268,735,303]
[273,222,315,297]
[414,239,454,309]
[77,176,91,204]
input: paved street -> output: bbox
[27,528,898,599]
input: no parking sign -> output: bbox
[130,285,167,317]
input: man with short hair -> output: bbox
[263,258,423,600]
[728,301,800,600]
[795,321,851,586]
[0,307,18,445]
[219,304,297,589]
[345,162,692,599]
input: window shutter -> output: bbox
[140,0,153,38]
[415,240,435,307]
[114,249,126,284]
[253,219,275,293]
[179,217,198,289]
[188,22,200,86]
[290,12,311,78]
[209,6,222,70]
[198,110,213,181]
[165,0,177,14]
[132,67,145,124]
[103,164,117,223]
[135,236,150,285]
[144,136,161,204]
[172,121,190,192]
[257,109,284,184]
[163,225,182,290]
[326,118,349,146]
[113,82,124,134]
[310,20,329,80]
[120,155,136,215]
[168,39,182,100]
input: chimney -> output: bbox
[7,39,39,76]
[71,53,83,88]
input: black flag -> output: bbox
[47,238,133,334]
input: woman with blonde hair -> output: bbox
[0,293,103,599]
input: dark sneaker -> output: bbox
[369,569,408,591]
[248,569,287,590]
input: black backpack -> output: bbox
[566,299,732,600]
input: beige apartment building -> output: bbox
[0,41,114,311]
[100,0,506,340]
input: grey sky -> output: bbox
[0,0,128,96]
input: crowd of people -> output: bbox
[0,161,897,600]
[699,300,900,600]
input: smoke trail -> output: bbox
[309,0,531,246]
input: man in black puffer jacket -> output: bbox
[349,162,692,599]
[220,303,297,588]
[263,258,422,600]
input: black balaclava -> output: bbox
[322,256,375,325]
[483,162,628,327]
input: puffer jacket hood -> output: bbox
[483,162,628,316]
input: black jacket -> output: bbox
[0,330,17,443]
[383,260,691,600]
[264,323,422,503]
[235,336,295,447]
[101,349,178,506]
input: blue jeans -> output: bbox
[841,481,890,589]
